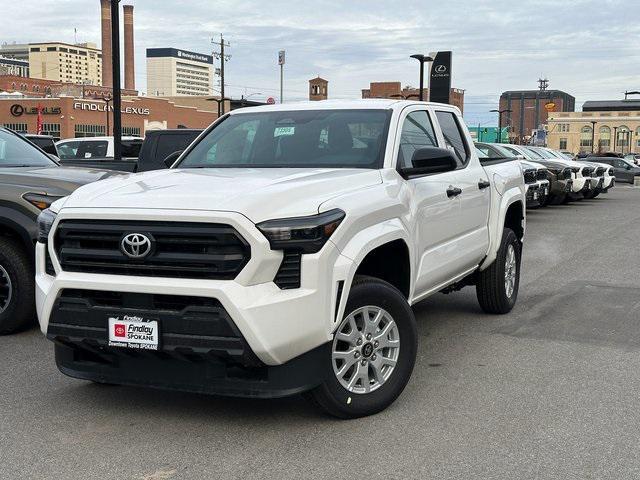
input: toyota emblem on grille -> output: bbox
[121,233,152,259]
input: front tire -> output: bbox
[307,275,417,419]
[0,237,35,335]
[476,228,521,314]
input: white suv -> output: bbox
[36,100,525,418]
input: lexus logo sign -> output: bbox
[121,233,153,259]
[10,104,24,117]
[435,65,447,73]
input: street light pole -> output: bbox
[590,120,597,154]
[490,109,512,144]
[111,0,122,160]
[410,54,433,101]
[613,126,618,153]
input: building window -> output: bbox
[617,126,630,147]
[559,138,568,150]
[636,127,640,148]
[121,126,141,136]
[3,123,28,133]
[74,124,106,138]
[579,126,592,148]
[599,126,611,149]
[557,123,570,133]
[42,123,61,140]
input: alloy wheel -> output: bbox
[332,306,400,394]
[504,244,517,298]
[0,265,12,314]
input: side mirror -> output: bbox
[163,150,183,168]
[401,147,458,177]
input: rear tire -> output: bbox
[476,228,521,314]
[307,275,417,419]
[0,237,35,335]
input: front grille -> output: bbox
[562,168,572,180]
[581,167,593,177]
[54,220,250,280]
[523,169,536,184]
[595,167,605,176]
[47,289,260,366]
[274,250,301,289]
[536,169,548,181]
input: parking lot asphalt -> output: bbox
[2,187,640,480]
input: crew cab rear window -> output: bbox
[435,111,469,166]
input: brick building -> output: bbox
[499,88,575,144]
[0,75,137,99]
[361,81,464,113]
[0,96,217,140]
[309,77,328,101]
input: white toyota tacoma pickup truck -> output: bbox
[36,100,525,418]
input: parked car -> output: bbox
[0,127,125,334]
[580,161,615,198]
[55,130,203,173]
[474,142,548,209]
[56,136,143,171]
[624,153,640,165]
[521,160,550,208]
[499,145,573,204]
[590,157,640,184]
[36,100,525,418]
[23,134,59,157]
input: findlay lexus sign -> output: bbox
[73,102,150,116]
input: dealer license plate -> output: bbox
[533,191,538,200]
[108,316,159,350]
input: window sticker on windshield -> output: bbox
[274,126,295,137]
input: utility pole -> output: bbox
[212,34,231,115]
[111,0,122,161]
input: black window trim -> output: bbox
[434,109,472,168]
[394,107,446,180]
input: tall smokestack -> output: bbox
[123,4,135,91]
[100,0,112,87]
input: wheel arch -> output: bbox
[479,190,525,271]
[333,219,413,332]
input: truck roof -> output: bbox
[228,99,461,115]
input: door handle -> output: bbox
[446,186,462,198]
[478,180,491,190]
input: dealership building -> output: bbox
[146,48,214,97]
[0,96,217,140]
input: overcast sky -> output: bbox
[2,0,639,125]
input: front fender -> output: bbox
[479,187,525,271]
[329,218,412,328]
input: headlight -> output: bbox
[257,209,345,254]
[23,192,63,210]
[37,208,57,244]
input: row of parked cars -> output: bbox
[475,143,632,209]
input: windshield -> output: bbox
[0,129,55,167]
[178,109,391,169]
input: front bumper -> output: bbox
[525,180,549,207]
[36,208,354,368]
[53,339,331,398]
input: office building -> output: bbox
[147,48,214,97]
[28,42,103,85]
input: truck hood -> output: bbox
[61,168,383,222]
[0,165,125,193]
